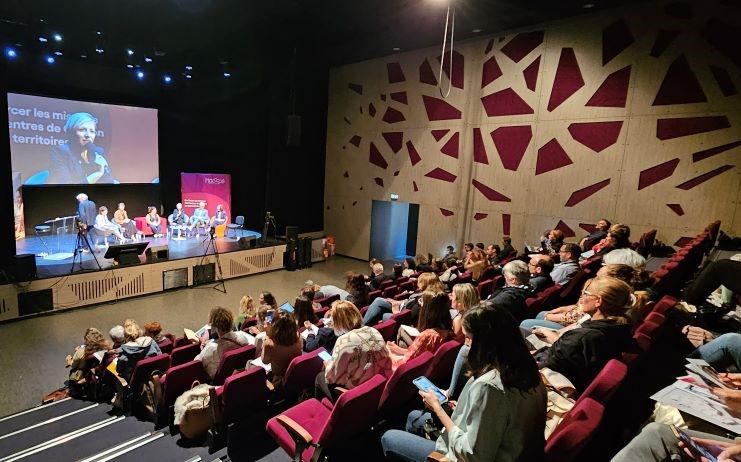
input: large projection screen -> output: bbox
[7,92,159,185]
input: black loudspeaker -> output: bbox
[18,288,53,316]
[284,241,297,271]
[285,226,299,242]
[193,263,216,285]
[238,236,256,249]
[145,244,169,261]
[13,254,37,281]
[297,237,307,269]
[303,237,313,268]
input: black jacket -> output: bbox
[537,319,632,392]
[495,244,517,263]
[530,275,553,293]
[369,273,393,290]
[486,285,535,322]
[304,327,338,353]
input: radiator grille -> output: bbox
[69,276,123,301]
[116,273,145,298]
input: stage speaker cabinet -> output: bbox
[285,226,299,242]
[18,288,53,316]
[303,237,313,268]
[193,263,216,285]
[145,243,169,261]
[297,237,307,269]
[284,226,299,271]
[13,254,37,281]
[238,236,256,249]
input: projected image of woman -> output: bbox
[49,112,114,184]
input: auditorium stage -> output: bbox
[15,229,264,278]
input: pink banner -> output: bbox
[180,173,231,221]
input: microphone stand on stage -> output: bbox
[198,226,226,293]
[70,219,102,273]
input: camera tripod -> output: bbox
[70,224,102,273]
[260,212,277,244]
[197,229,226,293]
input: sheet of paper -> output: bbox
[301,324,319,340]
[250,357,272,372]
[651,383,741,434]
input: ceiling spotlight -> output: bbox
[45,55,55,64]
[80,54,87,59]
[472,28,482,33]
[95,48,104,54]
[54,51,63,56]
[163,75,172,83]
[185,65,193,71]
[126,64,133,68]
[185,74,192,79]
[392,47,401,51]
[96,31,102,36]
[126,48,134,56]
[136,70,145,79]
[144,57,152,63]
[38,36,48,43]
[53,33,63,42]
[5,47,18,59]
[223,72,231,78]
[583,3,595,7]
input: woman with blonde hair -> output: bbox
[234,295,256,330]
[450,283,480,341]
[532,276,635,391]
[66,328,111,396]
[317,300,391,402]
[362,272,445,326]
[116,319,162,381]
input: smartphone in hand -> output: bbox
[671,425,718,462]
[413,376,448,404]
[318,350,332,362]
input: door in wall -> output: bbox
[369,200,419,261]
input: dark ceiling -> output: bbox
[0,0,644,88]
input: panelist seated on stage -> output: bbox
[114,202,142,240]
[210,204,227,227]
[170,203,189,228]
[190,201,210,234]
[146,206,164,238]
[94,206,125,244]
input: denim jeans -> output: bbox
[611,422,732,462]
[448,344,470,398]
[520,318,563,331]
[690,333,741,371]
[381,429,436,462]
[363,297,392,326]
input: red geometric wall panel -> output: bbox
[349,135,361,147]
[440,208,455,217]
[481,88,534,116]
[369,142,388,169]
[425,167,457,183]
[548,48,585,112]
[676,165,735,190]
[419,59,438,86]
[491,125,532,171]
[440,132,460,159]
[502,214,511,235]
[650,30,680,58]
[638,158,680,190]
[348,83,363,95]
[482,55,503,88]
[656,116,730,140]
[586,66,631,107]
[565,179,611,206]
[387,62,405,83]
[567,121,623,153]
[485,39,494,55]
[579,223,597,234]
[472,128,489,165]
[536,139,573,175]
[666,204,685,216]
[653,54,707,105]
[406,141,422,166]
[692,141,741,162]
[367,104,375,117]
[390,91,409,104]
[523,57,541,92]
[472,179,512,202]
[382,132,403,154]
[431,129,449,141]
[374,177,384,187]
[413,181,419,192]
[702,19,741,69]
[709,66,738,97]
[437,50,465,89]
[382,107,406,124]
[501,31,545,63]
[602,19,635,65]
[422,95,462,121]
[473,213,488,221]
[554,220,576,238]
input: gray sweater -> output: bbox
[436,369,547,461]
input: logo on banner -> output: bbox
[204,177,225,185]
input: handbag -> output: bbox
[42,387,70,404]
[174,381,214,439]
[139,370,164,424]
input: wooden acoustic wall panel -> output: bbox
[324,0,741,260]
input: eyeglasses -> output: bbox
[579,289,598,299]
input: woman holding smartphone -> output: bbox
[382,304,547,462]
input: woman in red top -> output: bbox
[387,291,453,371]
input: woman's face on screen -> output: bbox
[75,121,97,146]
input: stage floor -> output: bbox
[15,229,263,278]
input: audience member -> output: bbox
[551,243,581,285]
[347,273,370,307]
[401,257,417,277]
[485,244,501,266]
[682,258,741,307]
[392,263,404,280]
[362,272,445,326]
[304,305,339,353]
[443,245,457,263]
[387,292,453,371]
[450,283,479,342]
[293,295,318,326]
[498,236,517,261]
[486,260,534,322]
[368,258,381,278]
[143,321,171,350]
[416,254,435,272]
[234,295,256,330]
[595,223,631,255]
[195,307,253,379]
[117,319,162,382]
[603,247,646,270]
[532,276,634,391]
[464,248,489,282]
[381,304,547,462]
[317,273,351,300]
[65,327,111,396]
[369,263,392,290]
[261,311,302,388]
[259,291,278,310]
[542,229,565,256]
[109,325,124,349]
[579,218,611,252]
[317,301,391,402]
[528,255,554,293]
